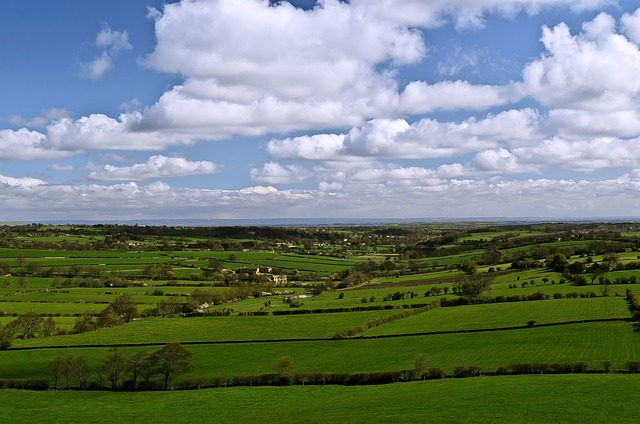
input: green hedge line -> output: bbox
[626,289,640,320]
[332,301,440,339]
[0,378,49,390]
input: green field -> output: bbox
[364,296,630,335]
[3,222,640,423]
[2,374,640,423]
[3,320,639,382]
[13,310,401,347]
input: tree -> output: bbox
[101,347,128,390]
[599,278,610,297]
[157,298,182,317]
[481,248,502,265]
[26,261,42,275]
[567,261,585,275]
[127,350,149,389]
[106,293,139,323]
[207,258,223,272]
[73,313,97,334]
[52,355,90,389]
[16,253,26,268]
[149,343,195,390]
[139,355,159,390]
[413,353,427,380]
[73,356,91,389]
[602,253,621,271]
[42,316,58,336]
[546,253,569,272]
[97,307,125,328]
[459,274,493,297]
[273,356,295,377]
[10,312,44,339]
[459,259,478,275]
[45,357,66,389]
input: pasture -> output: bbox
[2,222,640,422]
[2,375,640,423]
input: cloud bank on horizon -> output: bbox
[1,0,640,221]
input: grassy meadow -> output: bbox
[2,374,640,423]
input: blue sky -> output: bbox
[1,0,640,221]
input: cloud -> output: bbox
[8,108,71,128]
[512,136,640,171]
[0,128,70,160]
[49,164,75,173]
[622,8,640,45]
[354,0,616,31]
[88,155,222,181]
[319,181,343,191]
[96,25,132,52]
[267,108,539,161]
[9,0,619,156]
[473,148,529,173]
[0,174,46,188]
[250,162,310,184]
[523,12,640,114]
[137,0,424,134]
[82,25,132,80]
[399,80,524,114]
[437,45,483,77]
[45,113,194,151]
[83,53,113,80]
[2,172,640,221]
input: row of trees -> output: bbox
[45,343,194,390]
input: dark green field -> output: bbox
[2,375,639,423]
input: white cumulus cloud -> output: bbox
[88,155,222,181]
[250,162,310,184]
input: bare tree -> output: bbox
[101,347,128,390]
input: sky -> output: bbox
[1,0,640,222]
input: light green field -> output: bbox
[13,310,401,347]
[0,316,77,330]
[0,301,107,316]
[371,268,464,284]
[1,375,640,423]
[364,297,630,335]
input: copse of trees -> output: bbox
[0,313,60,348]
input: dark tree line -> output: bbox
[45,343,194,391]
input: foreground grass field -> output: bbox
[1,374,639,423]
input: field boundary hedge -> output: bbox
[332,300,440,339]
